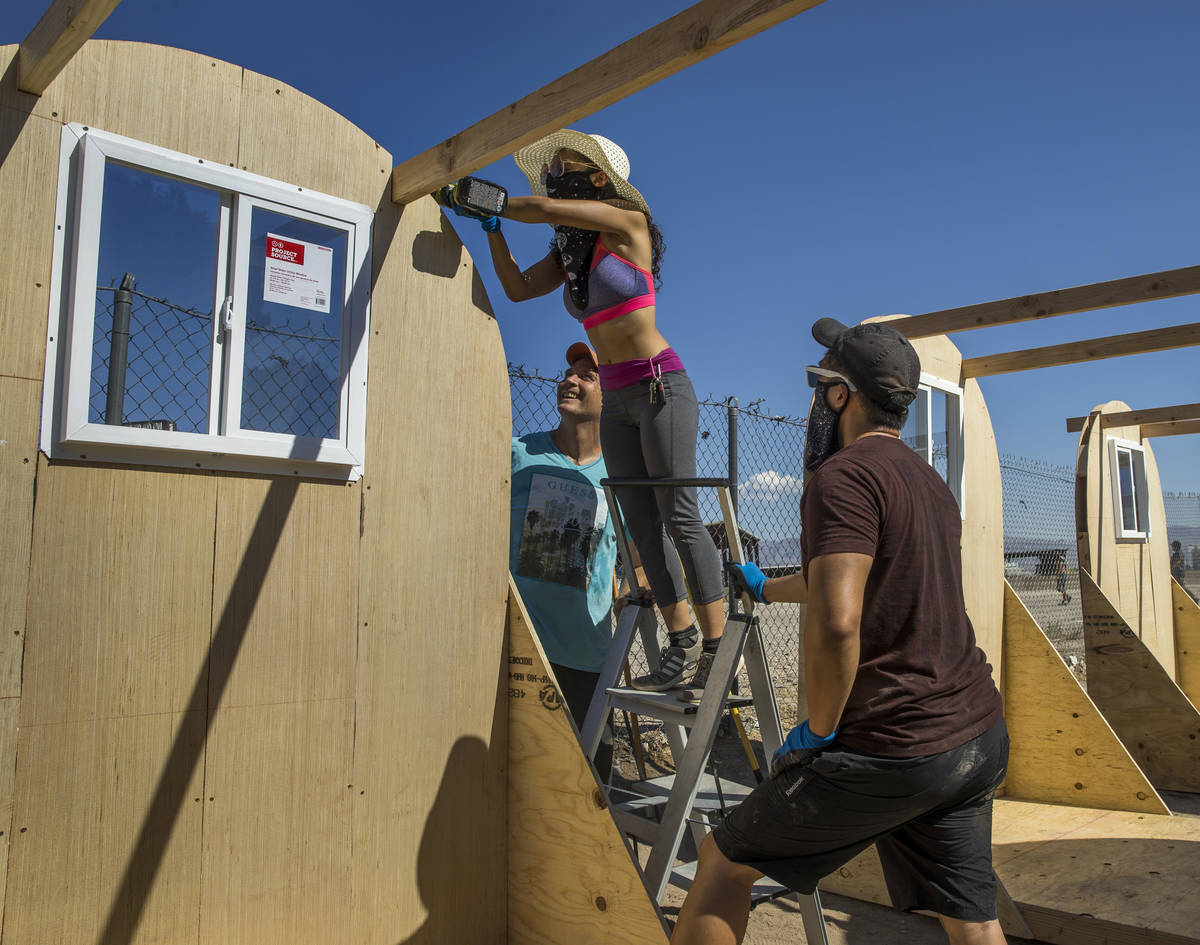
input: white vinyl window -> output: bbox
[41,124,373,480]
[900,373,965,515]
[1108,437,1150,541]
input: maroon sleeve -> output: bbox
[801,461,882,579]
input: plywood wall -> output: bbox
[1074,401,1175,675]
[0,40,509,945]
[874,326,1005,678]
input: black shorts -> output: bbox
[712,718,1009,922]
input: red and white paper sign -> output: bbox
[263,233,333,313]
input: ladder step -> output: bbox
[670,860,789,902]
[612,808,663,844]
[604,687,754,726]
[631,773,755,811]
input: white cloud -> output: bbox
[739,470,803,503]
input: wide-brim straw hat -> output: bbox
[513,130,650,216]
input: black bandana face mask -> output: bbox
[545,170,604,200]
[803,383,846,477]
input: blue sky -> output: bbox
[8,0,1198,491]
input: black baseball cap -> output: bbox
[811,318,921,411]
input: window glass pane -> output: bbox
[931,388,949,482]
[90,163,220,432]
[1132,451,1148,534]
[241,207,346,439]
[900,388,928,459]
[1117,448,1138,532]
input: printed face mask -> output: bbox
[803,383,845,476]
[545,170,604,200]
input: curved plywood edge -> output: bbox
[1001,583,1167,814]
[961,377,1004,676]
[1075,400,1176,673]
[506,578,668,945]
[864,320,1004,678]
[1080,570,1200,792]
[1172,578,1200,709]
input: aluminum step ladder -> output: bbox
[580,477,829,944]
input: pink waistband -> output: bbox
[598,347,685,390]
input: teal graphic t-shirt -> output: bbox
[511,432,616,672]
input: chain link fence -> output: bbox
[510,365,808,729]
[1166,493,1200,601]
[999,455,1083,673]
[512,366,1198,735]
[91,280,340,438]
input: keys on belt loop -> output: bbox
[649,360,665,404]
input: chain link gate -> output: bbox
[92,281,341,438]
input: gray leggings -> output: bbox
[600,370,725,609]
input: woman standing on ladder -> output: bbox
[456,130,725,692]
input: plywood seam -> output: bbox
[0,374,40,383]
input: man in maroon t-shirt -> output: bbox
[669,320,1008,945]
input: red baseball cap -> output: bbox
[565,341,598,369]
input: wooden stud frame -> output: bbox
[1066,402,1200,434]
[17,0,122,95]
[41,123,373,479]
[390,0,831,202]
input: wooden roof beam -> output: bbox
[391,0,829,205]
[17,0,122,96]
[894,265,1200,339]
[962,322,1200,379]
[1065,403,1200,433]
[1139,419,1200,439]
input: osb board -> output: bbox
[0,378,38,697]
[0,105,60,380]
[1075,402,1175,674]
[351,193,509,944]
[209,476,358,710]
[3,711,205,945]
[237,67,391,208]
[1001,583,1166,814]
[199,699,353,945]
[992,798,1200,943]
[1079,570,1200,793]
[506,581,668,945]
[21,459,217,725]
[1173,579,1200,708]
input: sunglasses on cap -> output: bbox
[805,366,857,391]
[540,155,600,184]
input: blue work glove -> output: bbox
[770,720,837,778]
[726,561,768,603]
[480,215,501,233]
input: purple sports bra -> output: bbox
[562,238,655,329]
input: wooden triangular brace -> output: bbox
[1002,582,1167,814]
[505,578,669,945]
[1172,577,1200,710]
[1079,570,1200,793]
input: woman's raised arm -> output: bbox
[485,231,564,303]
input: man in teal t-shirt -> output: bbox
[511,342,617,779]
